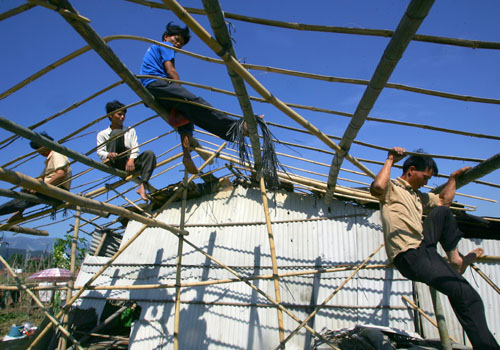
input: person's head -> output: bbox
[105,100,126,128]
[162,21,190,48]
[30,132,53,157]
[402,149,439,190]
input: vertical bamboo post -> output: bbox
[430,288,453,350]
[174,170,189,349]
[276,243,384,349]
[60,206,81,350]
[259,176,285,344]
[0,255,84,350]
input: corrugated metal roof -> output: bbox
[74,186,500,349]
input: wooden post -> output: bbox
[259,176,285,344]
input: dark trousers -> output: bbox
[0,192,62,216]
[394,206,499,349]
[146,80,237,141]
[113,151,156,184]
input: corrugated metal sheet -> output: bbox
[73,186,500,349]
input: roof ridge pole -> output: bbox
[259,177,286,344]
[431,152,500,194]
[160,0,374,180]
[202,0,263,171]
[173,170,189,350]
[44,0,172,125]
[325,0,435,202]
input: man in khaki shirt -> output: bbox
[0,132,72,222]
[371,147,498,350]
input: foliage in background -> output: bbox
[52,234,88,269]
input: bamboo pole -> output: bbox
[0,264,390,292]
[402,295,459,343]
[26,0,90,22]
[326,0,435,199]
[174,170,188,350]
[471,263,500,295]
[175,235,340,349]
[3,225,49,236]
[0,167,186,234]
[276,243,384,349]
[430,288,452,350]
[60,207,82,350]
[432,152,500,194]
[259,176,285,344]
[0,3,36,21]
[28,143,225,350]
[0,255,85,350]
[0,116,130,179]
[202,0,262,170]
[161,0,374,181]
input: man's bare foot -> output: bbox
[243,114,264,136]
[447,247,484,274]
[7,211,23,223]
[136,184,149,202]
[183,156,199,174]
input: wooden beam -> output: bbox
[326,0,435,199]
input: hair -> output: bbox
[162,21,190,44]
[402,149,439,175]
[105,100,126,115]
[30,131,54,150]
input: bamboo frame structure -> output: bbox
[0,1,498,349]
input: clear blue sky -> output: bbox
[0,0,499,241]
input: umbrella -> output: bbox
[27,268,72,282]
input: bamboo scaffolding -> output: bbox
[259,176,286,344]
[126,0,500,51]
[27,143,225,349]
[2,264,390,292]
[402,295,459,343]
[0,254,85,350]
[326,0,435,199]
[276,243,384,349]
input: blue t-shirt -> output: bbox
[139,41,175,87]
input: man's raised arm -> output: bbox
[438,166,471,207]
[370,147,406,197]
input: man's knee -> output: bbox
[143,151,157,165]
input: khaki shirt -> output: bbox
[373,177,440,262]
[42,151,72,190]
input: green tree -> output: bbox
[52,234,88,269]
[7,253,24,269]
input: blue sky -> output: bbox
[0,0,499,240]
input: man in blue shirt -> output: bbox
[140,22,248,174]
